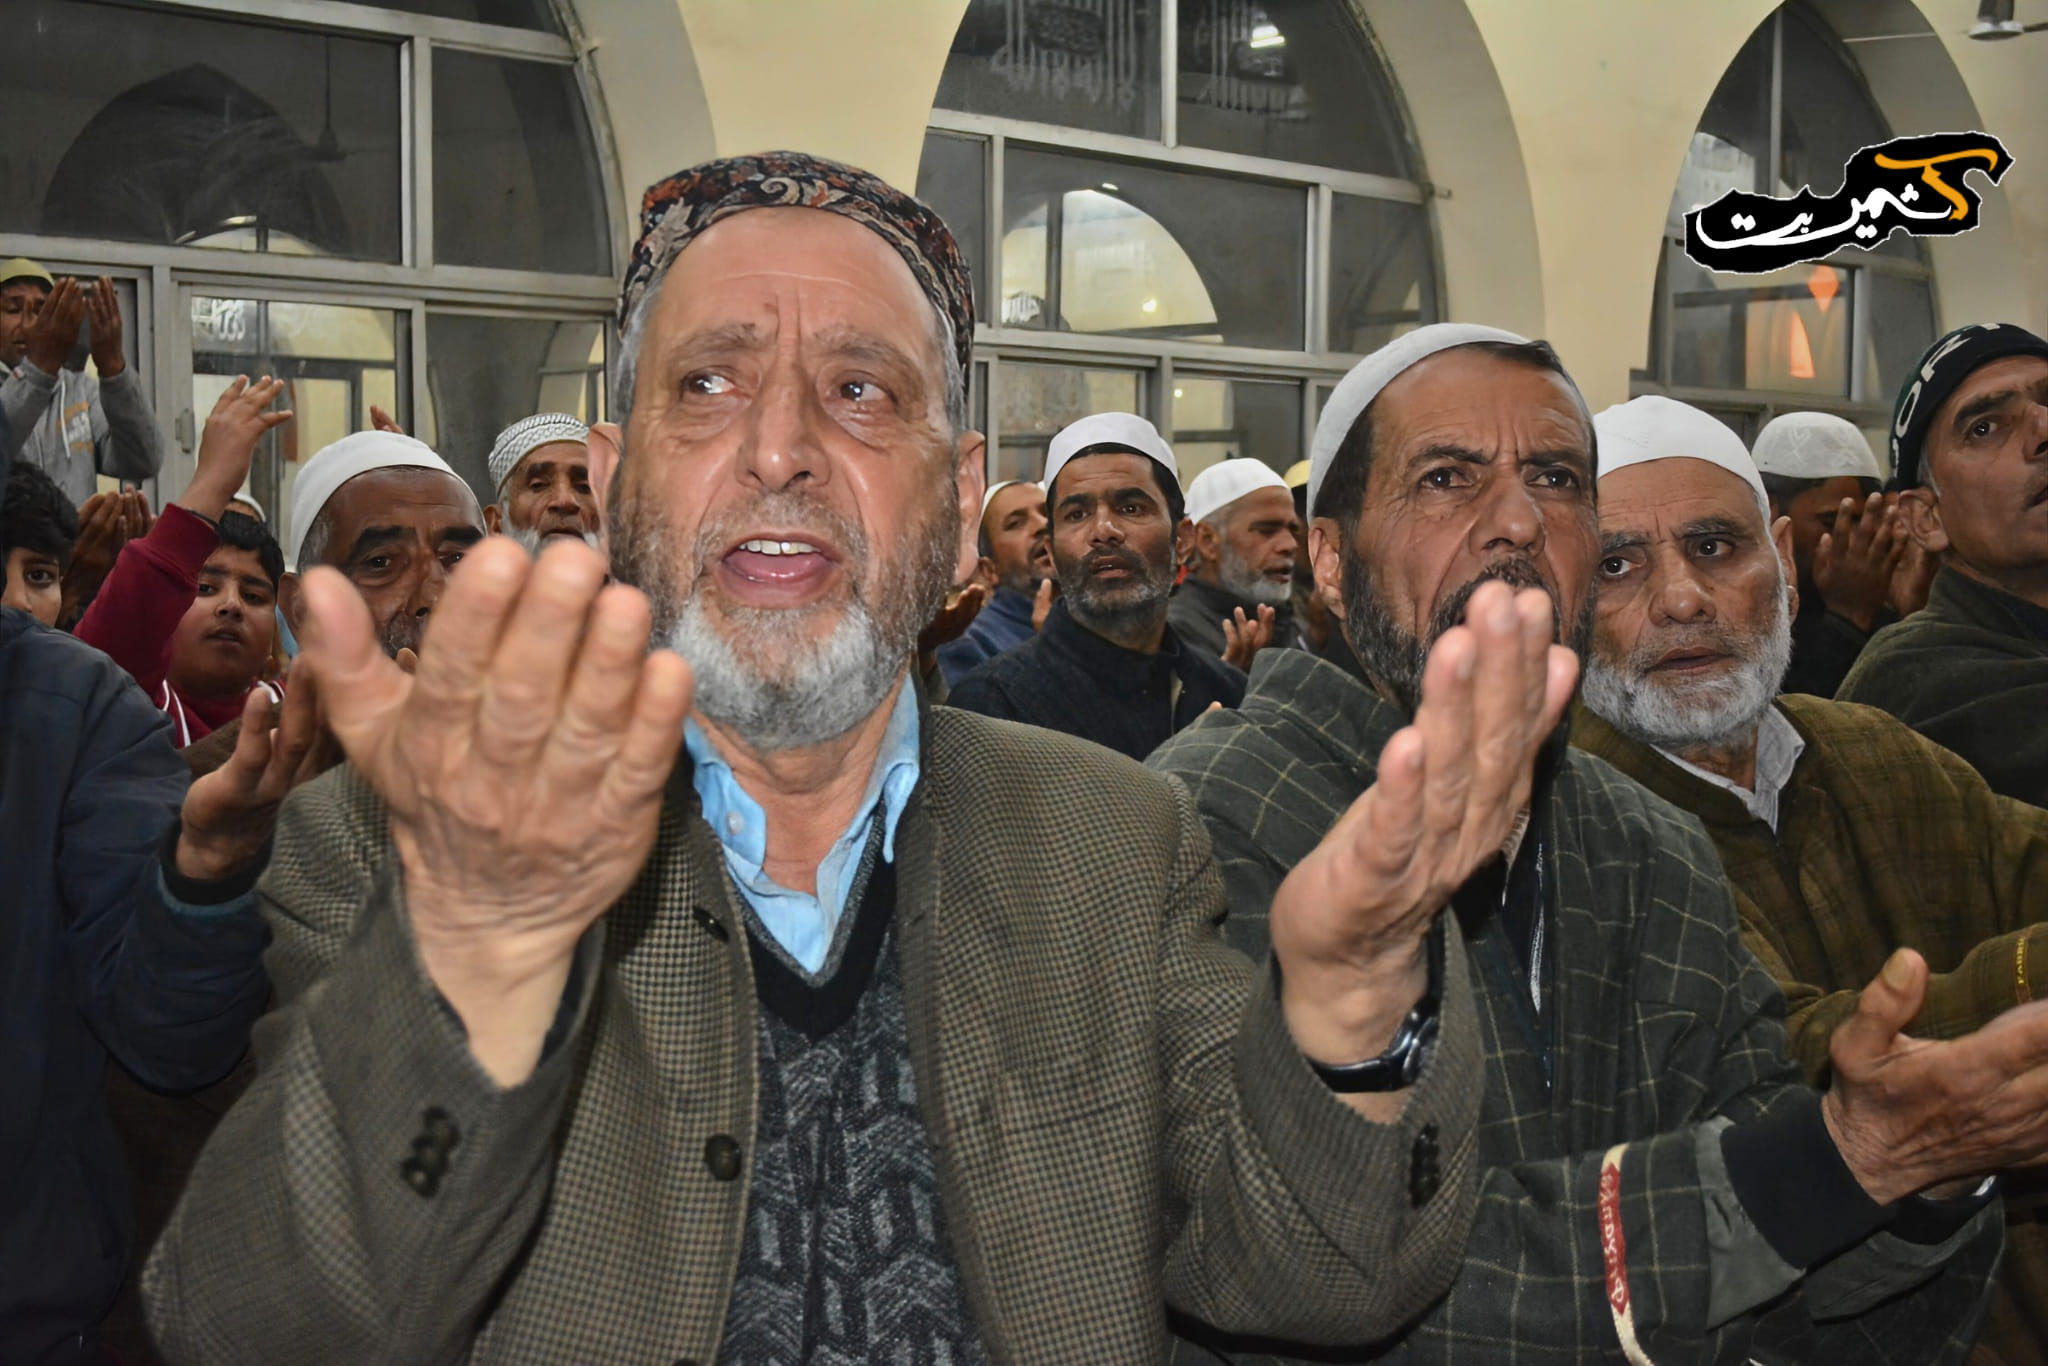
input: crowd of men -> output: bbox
[4,153,2047,1366]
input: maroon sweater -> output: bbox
[75,505,248,744]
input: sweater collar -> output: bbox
[1042,597,1185,686]
[1928,565,2048,645]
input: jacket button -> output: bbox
[703,1134,742,1182]
[400,1156,440,1198]
[691,906,730,942]
[1409,1122,1441,1208]
[422,1107,460,1151]
[410,1135,448,1179]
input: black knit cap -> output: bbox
[1890,322,2048,490]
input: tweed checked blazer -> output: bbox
[1150,649,2001,1365]
[144,704,1485,1364]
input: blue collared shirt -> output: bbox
[684,682,922,973]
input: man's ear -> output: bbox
[1309,517,1347,620]
[953,431,988,586]
[1771,514,1800,620]
[1192,520,1222,572]
[586,422,622,518]
[1895,486,1949,557]
[483,503,502,534]
[278,570,305,635]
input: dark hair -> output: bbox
[1046,444,1185,526]
[1315,339,1590,536]
[1,462,80,568]
[1760,472,1883,514]
[215,510,284,587]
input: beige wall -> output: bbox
[573,0,2048,415]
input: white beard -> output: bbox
[659,592,906,752]
[507,523,601,558]
[1216,542,1294,607]
[1582,583,1794,752]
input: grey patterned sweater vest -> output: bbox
[717,816,988,1366]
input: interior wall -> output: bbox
[1358,0,1545,342]
[569,0,717,234]
[1459,0,1780,410]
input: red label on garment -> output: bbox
[1599,1156,1630,1317]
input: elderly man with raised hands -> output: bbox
[1171,456,1298,662]
[136,153,1588,1364]
[278,430,486,663]
[1840,324,2048,807]
[1575,394,2048,1366]
[949,412,1254,759]
[482,412,601,556]
[1151,323,2021,1365]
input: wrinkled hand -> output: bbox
[23,277,84,376]
[1824,948,2048,1205]
[86,277,124,377]
[1271,581,1576,1112]
[295,538,692,1085]
[368,404,405,435]
[1889,534,1937,619]
[1221,604,1275,670]
[175,678,323,881]
[1812,493,1902,633]
[1032,579,1056,632]
[187,376,291,517]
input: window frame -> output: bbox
[1633,4,1939,437]
[928,0,1442,482]
[0,0,623,499]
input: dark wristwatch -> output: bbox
[1310,921,1445,1094]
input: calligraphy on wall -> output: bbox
[1682,131,2011,274]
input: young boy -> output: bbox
[75,376,291,742]
[0,462,77,626]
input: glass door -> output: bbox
[179,287,409,561]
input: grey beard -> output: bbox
[1216,543,1294,607]
[1340,553,1591,713]
[610,484,957,752]
[1581,583,1794,753]
[1058,546,1175,639]
[507,523,601,558]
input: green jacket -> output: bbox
[1574,695,2048,1366]
[1839,567,2048,809]
[1150,648,1998,1364]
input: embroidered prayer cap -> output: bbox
[1184,458,1290,526]
[287,431,463,571]
[1307,323,1533,518]
[487,412,590,494]
[1042,412,1180,500]
[1751,411,1882,483]
[1594,395,1772,526]
[618,151,974,382]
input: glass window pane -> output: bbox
[1172,375,1301,484]
[1328,194,1435,355]
[1863,273,1936,412]
[190,297,406,562]
[1777,9,1923,262]
[915,131,989,321]
[1175,0,1409,176]
[936,0,1162,139]
[422,313,608,499]
[994,362,1143,482]
[1665,20,1770,235]
[1665,242,1853,397]
[3,0,402,261]
[1002,147,1304,349]
[373,0,560,30]
[433,52,609,275]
